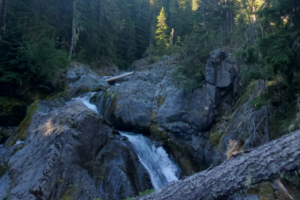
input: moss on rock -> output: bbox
[8,101,39,146]
[150,124,167,142]
[210,130,223,147]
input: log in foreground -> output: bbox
[135,130,300,200]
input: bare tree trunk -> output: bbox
[230,9,233,32]
[135,130,300,200]
[0,0,6,35]
[169,28,174,46]
[242,0,256,44]
[201,0,206,47]
[253,6,256,22]
[2,0,5,34]
[69,1,76,61]
[264,104,270,143]
[201,0,206,29]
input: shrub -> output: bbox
[125,189,155,200]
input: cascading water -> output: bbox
[74,93,181,190]
[73,92,99,114]
[119,131,180,190]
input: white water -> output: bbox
[15,140,24,145]
[73,92,99,114]
[119,131,180,189]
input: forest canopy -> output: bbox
[0,0,299,93]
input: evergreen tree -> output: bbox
[155,7,168,49]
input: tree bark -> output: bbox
[134,130,300,200]
[69,0,76,61]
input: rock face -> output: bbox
[66,62,109,96]
[92,51,241,171]
[4,100,151,200]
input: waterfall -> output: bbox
[119,131,180,190]
[73,92,99,114]
[74,93,181,190]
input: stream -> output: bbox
[75,92,180,190]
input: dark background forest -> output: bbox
[0,0,299,98]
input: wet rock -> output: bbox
[92,54,239,171]
[0,145,22,163]
[96,135,152,200]
[5,99,150,200]
[0,173,11,199]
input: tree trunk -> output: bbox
[201,0,206,29]
[134,130,300,200]
[201,0,206,47]
[69,1,76,61]
[253,6,256,22]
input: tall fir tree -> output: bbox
[155,7,168,49]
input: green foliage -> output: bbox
[0,0,69,88]
[0,129,10,144]
[155,7,169,50]
[270,100,297,140]
[0,38,68,85]
[250,92,273,110]
[124,189,155,200]
[172,42,208,92]
[60,184,76,200]
[0,97,24,116]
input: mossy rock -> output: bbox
[8,101,39,146]
[0,128,11,144]
[150,124,167,142]
[0,164,7,177]
[259,182,275,200]
[210,130,223,147]
[60,185,76,200]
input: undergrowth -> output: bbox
[8,101,39,146]
[124,189,155,200]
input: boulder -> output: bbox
[92,56,225,171]
[66,62,109,96]
[97,135,152,200]
[5,99,151,200]
[205,58,217,84]
[94,56,215,136]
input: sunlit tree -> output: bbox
[155,7,168,49]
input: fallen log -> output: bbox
[135,130,300,200]
[105,72,134,82]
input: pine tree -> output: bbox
[155,7,168,49]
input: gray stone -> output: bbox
[0,173,11,199]
[216,69,232,88]
[5,100,151,200]
[205,58,216,84]
[66,62,109,96]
